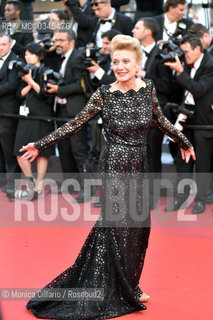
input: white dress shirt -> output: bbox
[163,14,177,41]
[55,48,74,108]
[140,42,155,70]
[59,48,73,76]
[96,9,115,48]
[0,51,11,69]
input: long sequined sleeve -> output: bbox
[34,88,103,153]
[151,85,192,150]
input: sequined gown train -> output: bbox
[26,81,191,319]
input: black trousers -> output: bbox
[0,143,7,185]
[147,125,164,173]
[57,121,89,184]
[0,122,20,185]
[193,130,213,204]
[174,128,195,202]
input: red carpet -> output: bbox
[0,190,213,320]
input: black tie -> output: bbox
[100,19,112,24]
[142,50,150,58]
[59,56,66,62]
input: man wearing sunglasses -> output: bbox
[64,0,133,48]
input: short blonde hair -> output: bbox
[110,34,142,63]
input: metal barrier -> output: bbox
[0,112,73,123]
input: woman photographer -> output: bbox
[14,42,54,200]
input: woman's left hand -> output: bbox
[19,143,39,162]
[181,146,196,163]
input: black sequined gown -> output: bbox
[26,81,191,319]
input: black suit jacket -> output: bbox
[0,19,34,57]
[143,43,172,108]
[208,39,213,56]
[12,31,34,57]
[135,0,163,14]
[153,14,193,41]
[57,48,87,118]
[65,0,95,47]
[0,51,20,126]
[175,52,213,130]
[66,0,133,46]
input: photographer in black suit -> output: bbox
[188,23,213,204]
[3,0,34,57]
[164,35,213,214]
[47,28,89,202]
[82,29,120,207]
[62,0,95,48]
[132,17,173,209]
[189,23,213,56]
[153,0,192,42]
[0,33,20,196]
[86,29,120,89]
[64,0,133,48]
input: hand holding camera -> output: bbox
[9,60,35,77]
[86,60,100,73]
[38,35,56,52]
[42,69,63,94]
[46,83,58,94]
[21,69,34,86]
[164,55,184,74]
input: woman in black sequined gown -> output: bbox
[21,35,195,320]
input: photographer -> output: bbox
[64,0,133,48]
[153,0,193,42]
[189,23,213,57]
[0,33,20,198]
[62,0,95,48]
[2,0,34,57]
[82,29,120,208]
[164,34,213,214]
[132,17,174,209]
[14,42,55,200]
[188,23,213,204]
[46,28,89,202]
[86,29,120,89]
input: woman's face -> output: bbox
[112,50,140,83]
[25,50,40,65]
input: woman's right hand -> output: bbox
[21,69,33,85]
[19,143,39,162]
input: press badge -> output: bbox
[19,105,29,116]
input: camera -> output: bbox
[38,35,55,50]
[157,40,184,63]
[42,69,63,91]
[157,20,188,64]
[165,102,195,119]
[78,45,105,67]
[9,60,35,77]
